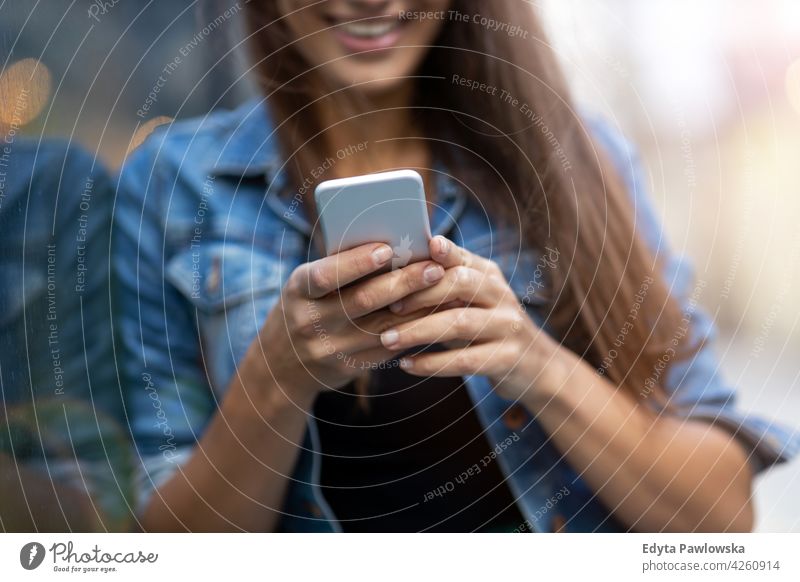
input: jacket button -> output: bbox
[503,404,526,431]
[305,500,324,519]
[550,514,567,532]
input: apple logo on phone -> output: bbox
[392,234,413,270]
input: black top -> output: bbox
[313,358,525,532]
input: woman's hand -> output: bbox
[253,242,445,405]
[143,242,446,533]
[379,236,554,400]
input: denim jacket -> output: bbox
[113,99,798,532]
[1,140,131,527]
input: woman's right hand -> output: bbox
[247,242,445,405]
[142,242,444,532]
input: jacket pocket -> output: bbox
[165,241,287,392]
[497,246,559,309]
[467,233,555,309]
[165,241,285,312]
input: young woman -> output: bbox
[114,0,796,532]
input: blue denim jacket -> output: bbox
[1,139,131,527]
[113,99,798,532]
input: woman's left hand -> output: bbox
[379,235,555,400]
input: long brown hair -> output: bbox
[239,0,696,403]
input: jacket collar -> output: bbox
[205,98,467,238]
[204,98,283,179]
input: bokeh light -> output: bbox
[0,58,52,128]
[126,115,174,157]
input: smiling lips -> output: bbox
[329,15,405,53]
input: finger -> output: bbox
[329,308,435,353]
[437,299,468,311]
[336,260,444,319]
[379,307,518,351]
[390,265,513,315]
[429,236,500,274]
[337,346,405,374]
[398,343,518,378]
[294,243,393,299]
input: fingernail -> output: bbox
[381,329,399,348]
[372,245,392,266]
[389,301,403,313]
[437,236,450,255]
[423,264,444,283]
[399,358,413,369]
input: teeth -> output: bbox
[341,20,398,38]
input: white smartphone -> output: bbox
[314,169,432,270]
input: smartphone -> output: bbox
[314,169,432,270]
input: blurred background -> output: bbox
[541,0,800,532]
[1,0,797,531]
